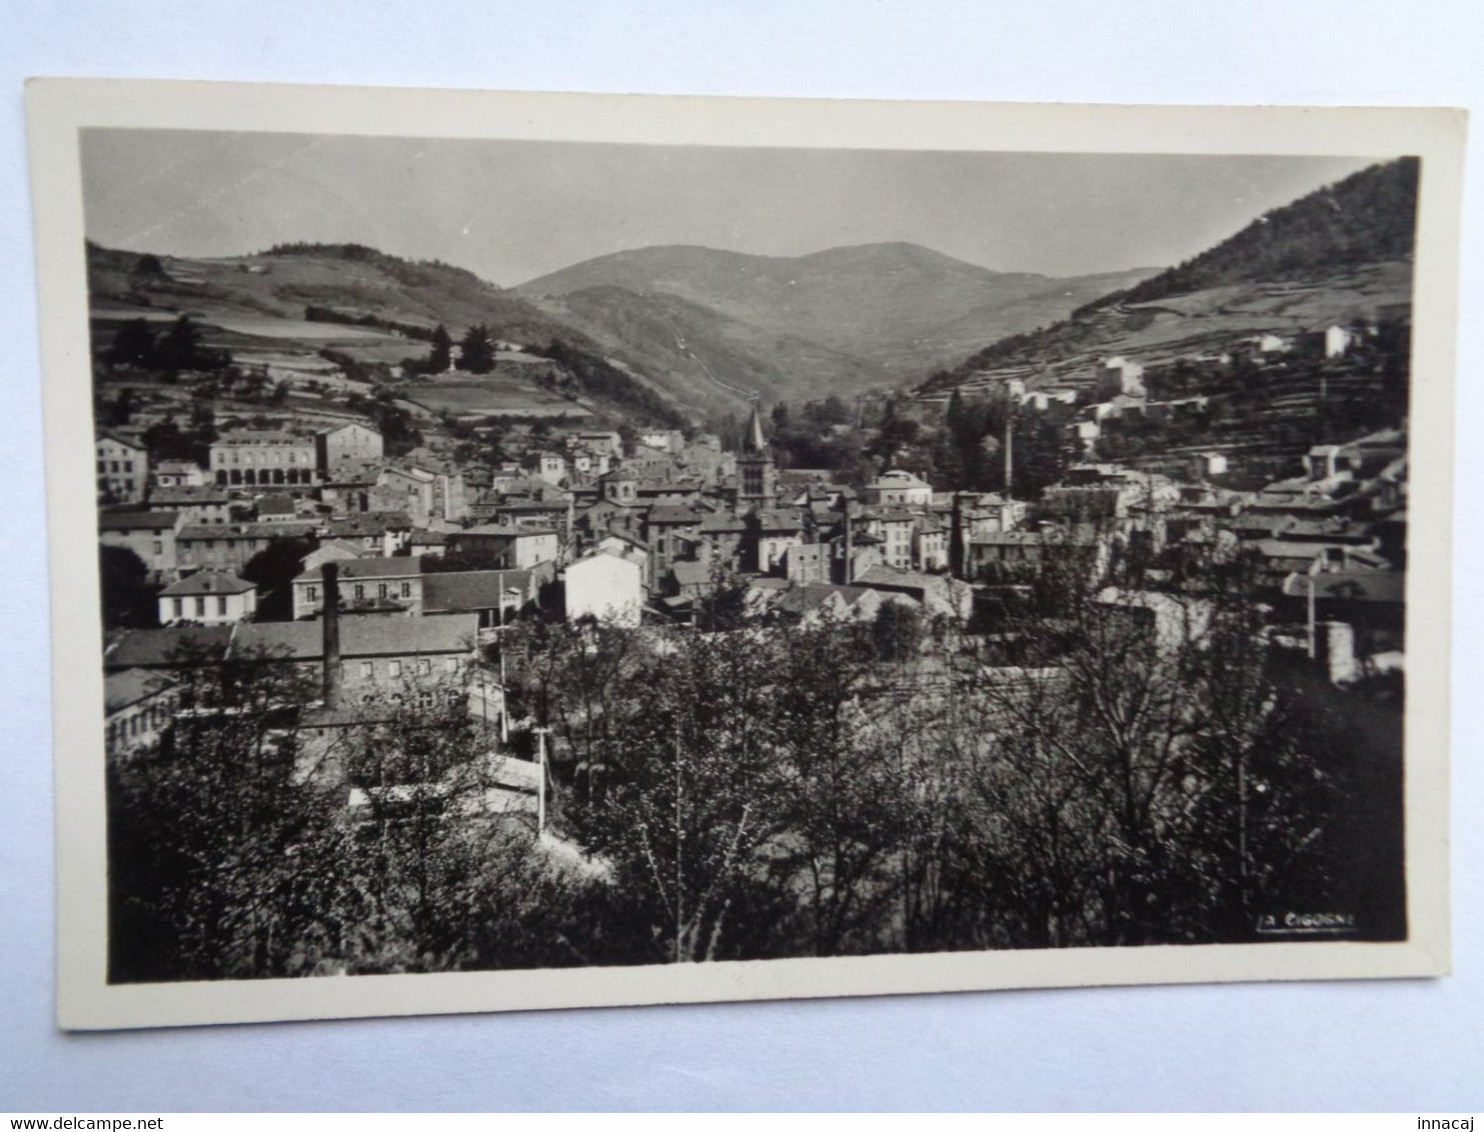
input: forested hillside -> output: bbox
[1073,158,1419,317]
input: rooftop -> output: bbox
[214,430,313,446]
[1281,570,1405,604]
[647,506,702,525]
[97,430,147,451]
[457,523,556,538]
[178,521,317,540]
[104,625,234,669]
[104,667,175,714]
[228,613,481,661]
[147,487,228,505]
[159,571,256,597]
[295,555,425,584]
[100,510,179,532]
[422,570,534,614]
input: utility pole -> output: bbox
[1306,573,1317,660]
[1003,409,1014,501]
[534,725,551,835]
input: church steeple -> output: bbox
[744,400,769,454]
[736,399,776,510]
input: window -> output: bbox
[195,597,206,617]
[172,598,183,618]
[360,661,374,679]
[378,583,388,600]
[444,657,458,674]
[124,461,134,473]
[217,596,227,616]
[306,585,317,603]
[400,581,412,599]
[417,659,431,676]
[110,461,120,473]
[354,584,365,601]
[96,460,105,474]
[153,540,163,556]
[388,660,402,678]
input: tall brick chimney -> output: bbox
[322,560,343,709]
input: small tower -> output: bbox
[736,400,776,511]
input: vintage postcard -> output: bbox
[25,79,1462,1029]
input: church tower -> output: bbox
[736,400,776,511]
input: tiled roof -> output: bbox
[100,510,178,531]
[458,523,544,538]
[855,564,938,589]
[178,521,316,541]
[228,613,480,661]
[215,430,309,445]
[1281,570,1405,604]
[104,667,175,713]
[147,487,229,506]
[754,509,802,531]
[774,582,877,615]
[104,625,234,669]
[698,513,747,533]
[295,555,424,583]
[255,493,297,516]
[324,511,413,536]
[670,561,713,586]
[159,571,256,597]
[96,429,147,451]
[422,570,534,614]
[647,506,702,525]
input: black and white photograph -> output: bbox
[27,82,1459,1030]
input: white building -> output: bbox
[536,451,567,486]
[153,460,207,489]
[1192,452,1229,478]
[565,551,643,627]
[158,572,258,625]
[1324,325,1354,359]
[1099,356,1147,398]
[863,469,934,507]
[210,430,319,488]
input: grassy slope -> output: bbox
[518,242,1164,384]
[919,160,1418,395]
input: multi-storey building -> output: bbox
[157,572,258,625]
[96,432,149,504]
[210,430,319,488]
[315,422,383,478]
[99,510,180,579]
[292,556,427,620]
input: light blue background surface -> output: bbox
[2,0,1481,1111]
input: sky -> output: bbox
[79,130,1377,285]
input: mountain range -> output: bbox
[516,243,1156,404]
[86,158,1415,427]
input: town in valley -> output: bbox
[90,151,1414,980]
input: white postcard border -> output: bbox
[24,78,1463,1031]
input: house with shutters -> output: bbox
[292,555,426,620]
[158,571,258,625]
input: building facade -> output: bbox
[210,430,319,487]
[97,432,149,504]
